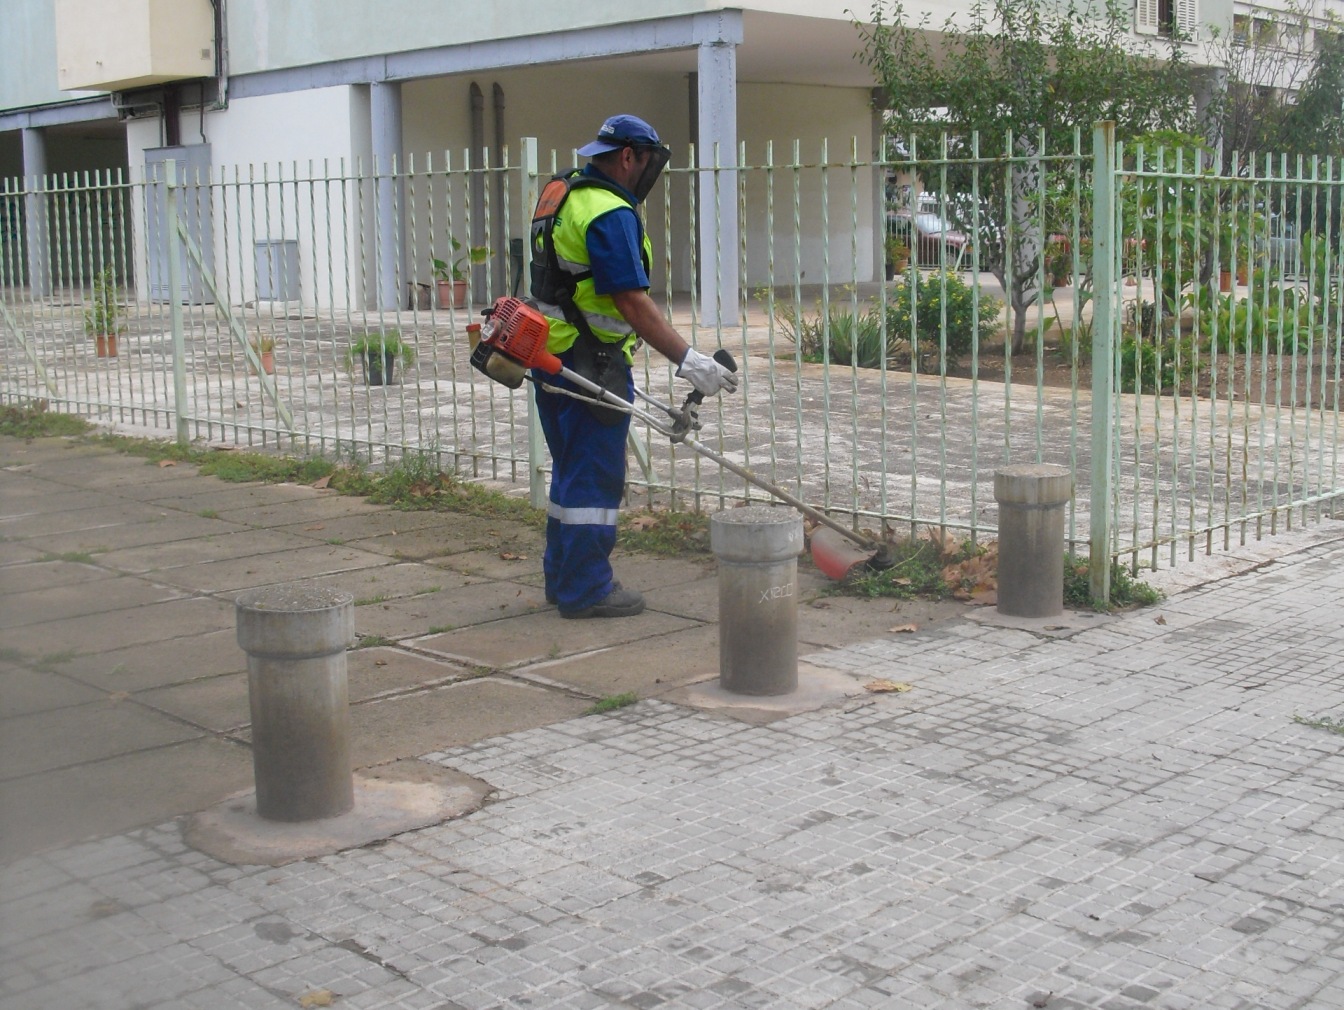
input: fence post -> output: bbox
[1089,122,1116,604]
[520,137,547,510]
[164,159,189,445]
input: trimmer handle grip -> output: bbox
[687,348,738,406]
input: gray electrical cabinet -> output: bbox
[254,239,300,302]
[146,144,214,304]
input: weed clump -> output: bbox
[1292,713,1344,737]
[584,692,639,715]
[618,510,712,556]
[0,402,91,439]
[832,528,995,602]
[1063,555,1163,611]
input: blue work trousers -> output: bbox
[533,351,633,613]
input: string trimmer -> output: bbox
[470,296,894,578]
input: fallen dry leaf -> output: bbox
[374,659,388,667]
[498,552,527,561]
[312,475,332,489]
[864,679,914,693]
[298,991,335,1008]
[1154,614,1167,625]
[926,526,962,557]
[303,524,325,531]
[888,623,919,634]
[157,459,176,468]
[626,515,660,532]
[106,691,131,704]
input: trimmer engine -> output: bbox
[469,296,562,388]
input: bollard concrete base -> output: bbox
[994,463,1073,618]
[236,583,355,822]
[184,760,492,866]
[711,507,804,696]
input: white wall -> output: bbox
[738,82,878,285]
[397,68,878,294]
[126,86,360,308]
[401,65,691,295]
[114,64,878,310]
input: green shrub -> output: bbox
[771,275,999,372]
[773,297,886,368]
[883,271,999,370]
[1192,284,1331,358]
[1117,332,1199,395]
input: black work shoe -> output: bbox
[559,586,645,619]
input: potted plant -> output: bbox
[84,268,124,358]
[345,329,415,386]
[249,335,276,375]
[1216,228,1239,291]
[884,235,910,279]
[1048,247,1069,290]
[431,240,491,309]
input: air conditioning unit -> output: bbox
[56,0,215,93]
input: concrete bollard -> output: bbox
[710,507,804,696]
[235,584,355,822]
[994,463,1074,618]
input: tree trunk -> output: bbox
[1008,147,1044,355]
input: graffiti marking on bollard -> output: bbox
[759,582,794,604]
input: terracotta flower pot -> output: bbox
[1219,270,1232,292]
[94,334,118,358]
[436,279,467,310]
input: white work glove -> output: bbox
[676,347,738,397]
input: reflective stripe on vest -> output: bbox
[543,185,652,361]
[548,500,620,527]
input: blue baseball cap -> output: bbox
[578,114,662,156]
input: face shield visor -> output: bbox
[629,143,671,203]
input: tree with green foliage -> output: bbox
[1208,7,1344,163]
[1285,28,1344,161]
[858,0,1195,354]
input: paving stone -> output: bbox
[3,437,1344,1010]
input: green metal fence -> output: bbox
[1089,124,1343,597]
[2,129,1341,602]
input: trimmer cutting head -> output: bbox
[809,527,895,580]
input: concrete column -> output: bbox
[711,507,803,696]
[236,584,355,822]
[21,128,50,298]
[994,464,1073,618]
[697,37,739,327]
[371,81,405,312]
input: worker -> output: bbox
[530,113,737,619]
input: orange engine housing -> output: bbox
[483,297,561,374]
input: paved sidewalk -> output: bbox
[2,434,1344,1009]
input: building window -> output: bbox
[1136,0,1198,39]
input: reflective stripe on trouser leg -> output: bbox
[533,354,633,612]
